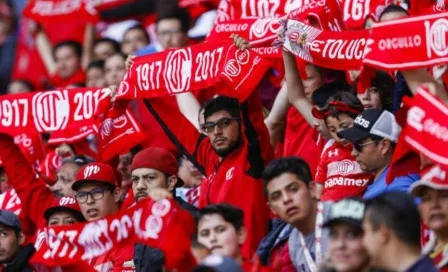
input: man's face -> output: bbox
[379,11,409,23]
[75,182,119,221]
[131,168,176,202]
[204,110,240,157]
[156,19,189,50]
[325,114,354,146]
[7,81,32,95]
[105,54,126,87]
[55,46,80,79]
[0,225,22,263]
[94,41,117,60]
[48,211,81,226]
[118,152,133,182]
[86,67,106,88]
[178,157,203,188]
[419,188,448,235]
[197,214,245,259]
[351,137,384,173]
[121,29,149,56]
[51,163,80,197]
[266,173,313,226]
[362,210,383,267]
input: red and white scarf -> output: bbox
[404,86,448,169]
[23,0,99,23]
[116,42,272,102]
[32,198,196,271]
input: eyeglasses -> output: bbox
[201,117,240,133]
[353,140,378,152]
[75,188,107,204]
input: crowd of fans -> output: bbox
[0,0,447,271]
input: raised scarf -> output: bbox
[23,0,99,23]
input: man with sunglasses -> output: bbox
[337,109,419,199]
[145,94,273,261]
[72,162,135,271]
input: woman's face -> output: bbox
[357,87,382,109]
[105,55,126,87]
[329,223,369,272]
[303,64,323,102]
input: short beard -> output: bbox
[212,135,242,158]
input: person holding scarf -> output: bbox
[313,92,374,201]
[410,164,448,271]
[71,162,135,271]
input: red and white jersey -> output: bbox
[315,140,373,201]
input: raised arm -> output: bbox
[401,69,448,102]
[35,27,57,76]
[82,23,95,70]
[176,92,201,130]
[282,50,316,126]
[264,83,289,146]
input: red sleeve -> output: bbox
[315,153,327,184]
[113,244,136,272]
[143,97,209,175]
[0,135,54,226]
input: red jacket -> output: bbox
[145,92,273,260]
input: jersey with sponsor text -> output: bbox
[315,140,373,201]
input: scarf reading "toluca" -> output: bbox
[32,198,196,271]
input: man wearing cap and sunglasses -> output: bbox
[72,162,135,271]
[337,109,419,199]
[130,147,198,272]
[410,164,448,271]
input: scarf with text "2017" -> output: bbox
[116,42,273,102]
[280,12,448,71]
[31,198,196,271]
[404,86,448,170]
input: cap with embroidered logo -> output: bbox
[72,162,117,191]
[337,109,401,143]
[323,197,366,230]
[44,197,85,222]
[410,164,448,197]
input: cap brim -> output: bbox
[72,179,116,191]
[0,219,20,231]
[337,126,370,142]
[410,180,448,197]
[44,207,85,222]
[323,218,363,230]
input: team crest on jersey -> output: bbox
[226,167,235,180]
[337,160,355,176]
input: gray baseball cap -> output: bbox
[0,210,21,231]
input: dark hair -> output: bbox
[53,40,82,59]
[62,155,95,167]
[262,157,312,196]
[311,81,352,108]
[87,60,105,71]
[354,70,395,111]
[10,79,35,92]
[199,204,244,231]
[203,96,240,120]
[320,92,364,122]
[123,24,150,44]
[378,4,410,21]
[156,7,191,33]
[94,38,121,54]
[366,192,421,248]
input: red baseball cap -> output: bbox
[44,197,85,222]
[130,147,184,187]
[410,164,448,197]
[72,162,118,191]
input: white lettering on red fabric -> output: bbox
[407,106,448,142]
[249,18,279,40]
[0,98,29,128]
[328,149,339,157]
[59,197,76,206]
[342,0,371,22]
[288,0,325,18]
[315,38,366,60]
[336,160,355,175]
[226,167,235,180]
[425,18,448,58]
[31,0,82,16]
[324,178,370,188]
[113,115,127,128]
[110,215,133,241]
[78,219,113,260]
[32,90,70,132]
[83,165,100,178]
[101,119,113,138]
[378,35,422,51]
[215,23,249,33]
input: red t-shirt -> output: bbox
[315,140,373,201]
[50,69,86,89]
[283,107,324,177]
